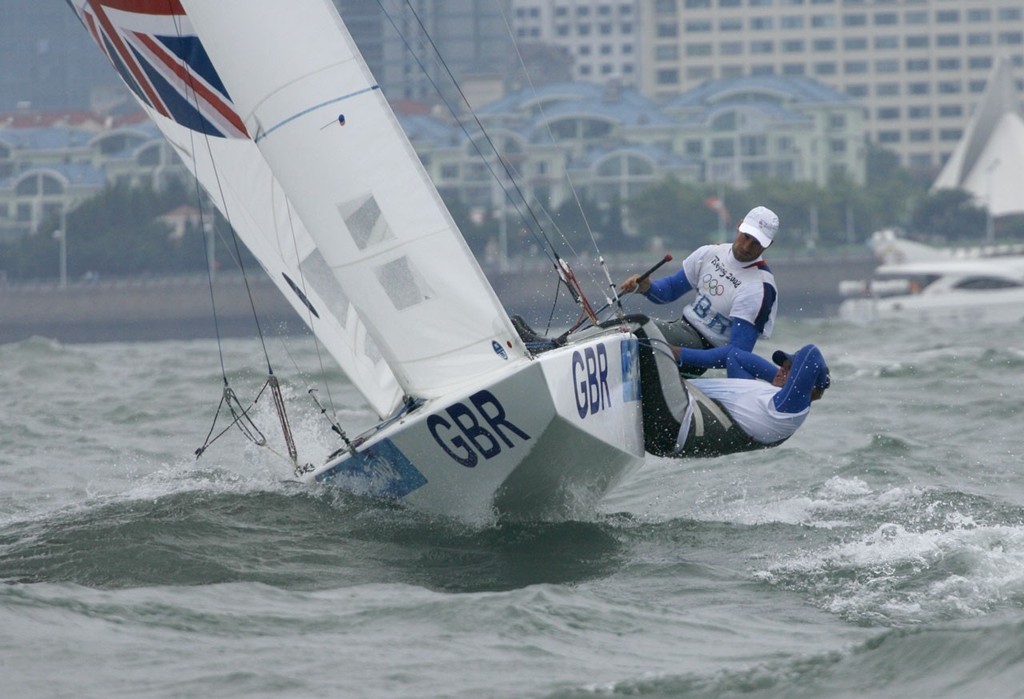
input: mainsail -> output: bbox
[71,0,530,415]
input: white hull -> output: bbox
[303,329,645,521]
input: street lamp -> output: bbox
[53,223,67,289]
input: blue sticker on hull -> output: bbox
[315,439,427,498]
[621,337,641,403]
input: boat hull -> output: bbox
[839,289,1024,324]
[304,329,645,521]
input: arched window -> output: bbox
[137,143,161,166]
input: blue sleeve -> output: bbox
[728,318,758,352]
[772,345,826,414]
[678,345,778,382]
[645,268,692,304]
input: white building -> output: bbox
[636,0,1024,174]
[512,1,640,86]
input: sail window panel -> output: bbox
[300,248,351,326]
[339,194,395,251]
[375,256,433,311]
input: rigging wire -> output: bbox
[378,0,608,330]
[170,8,297,463]
[493,0,620,310]
[385,0,620,333]
[378,0,556,260]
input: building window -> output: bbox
[813,39,837,51]
[998,32,1024,46]
[721,42,743,55]
[906,59,929,72]
[908,106,931,119]
[905,35,928,48]
[875,59,899,73]
[829,114,846,129]
[844,60,868,74]
[811,15,836,28]
[936,34,960,48]
[967,9,991,22]
[873,12,897,25]
[720,18,742,31]
[938,105,963,118]
[842,14,867,27]
[877,131,900,143]
[782,40,805,52]
[783,63,805,75]
[657,23,678,37]
[781,16,804,29]
[750,41,774,54]
[935,10,959,23]
[968,33,993,47]
[844,37,868,50]
[686,43,713,56]
[908,130,931,143]
[656,68,679,84]
[904,11,926,25]
[685,20,712,32]
[938,81,962,95]
[875,36,898,49]
[877,107,900,120]
[711,139,735,157]
[969,56,993,70]
[876,83,899,96]
[907,82,930,95]
[830,139,847,154]
[656,45,679,60]
[814,62,837,75]
[939,129,962,142]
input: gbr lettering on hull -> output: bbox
[427,389,531,468]
[572,344,611,418]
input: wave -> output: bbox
[547,614,1024,698]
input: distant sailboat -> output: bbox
[68,0,645,521]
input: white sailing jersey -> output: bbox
[680,243,777,346]
[688,378,809,444]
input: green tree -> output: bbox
[908,188,987,242]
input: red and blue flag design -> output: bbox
[69,0,249,139]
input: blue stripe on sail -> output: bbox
[129,43,224,137]
[155,34,231,99]
[102,34,152,109]
[254,85,380,143]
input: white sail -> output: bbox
[180,0,531,401]
[68,0,404,418]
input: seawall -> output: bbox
[0,253,876,345]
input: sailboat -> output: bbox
[68,0,644,521]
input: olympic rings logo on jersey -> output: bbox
[701,274,726,296]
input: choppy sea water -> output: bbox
[2,317,1024,698]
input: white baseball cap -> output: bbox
[738,206,779,248]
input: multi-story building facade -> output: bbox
[511,1,641,86]
[0,113,186,240]
[637,0,1024,173]
[404,75,864,219]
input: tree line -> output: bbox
[3,145,1022,284]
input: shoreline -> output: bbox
[0,253,876,345]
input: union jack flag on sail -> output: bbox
[68,0,249,139]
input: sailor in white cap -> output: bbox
[620,205,780,376]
